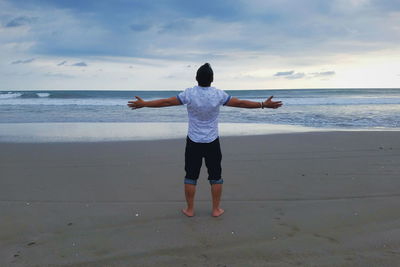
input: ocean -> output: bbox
[1,88,400,142]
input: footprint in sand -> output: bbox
[277,222,300,237]
[274,207,285,217]
[313,233,339,243]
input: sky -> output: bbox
[1,0,400,90]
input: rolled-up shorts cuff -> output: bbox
[184,178,197,185]
[209,178,224,185]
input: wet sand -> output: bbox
[1,131,400,266]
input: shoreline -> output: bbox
[1,122,400,143]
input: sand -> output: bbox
[1,131,399,266]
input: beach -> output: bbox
[1,131,400,266]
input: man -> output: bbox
[128,63,282,217]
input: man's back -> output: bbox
[178,86,231,143]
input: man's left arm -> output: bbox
[226,96,282,109]
[127,96,181,109]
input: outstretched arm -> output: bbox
[226,96,283,109]
[127,96,181,109]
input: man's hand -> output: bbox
[263,96,283,109]
[127,96,146,109]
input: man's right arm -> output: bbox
[226,96,283,109]
[128,96,181,109]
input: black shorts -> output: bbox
[184,136,223,184]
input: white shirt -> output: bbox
[177,86,231,143]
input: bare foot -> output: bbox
[212,208,225,217]
[182,208,194,217]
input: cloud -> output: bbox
[57,60,67,66]
[11,58,35,64]
[71,62,87,67]
[274,70,335,80]
[274,71,294,76]
[4,0,400,61]
[274,70,305,79]
[4,16,36,27]
[286,72,305,80]
[311,71,336,77]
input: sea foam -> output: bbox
[0,92,22,99]
[37,93,50,98]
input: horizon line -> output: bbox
[2,87,400,92]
